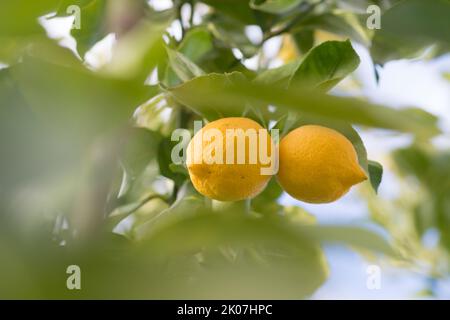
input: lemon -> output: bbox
[315,30,345,43]
[278,35,299,63]
[186,117,274,201]
[277,125,367,203]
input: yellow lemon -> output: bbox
[278,35,299,63]
[315,30,345,43]
[186,117,274,201]
[277,125,367,203]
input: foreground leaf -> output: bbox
[168,73,439,136]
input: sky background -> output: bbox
[41,1,450,299]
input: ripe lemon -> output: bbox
[186,117,274,201]
[277,125,367,203]
[278,35,299,63]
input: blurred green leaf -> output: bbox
[11,56,151,140]
[141,209,328,298]
[292,29,314,54]
[0,0,57,37]
[208,14,259,58]
[371,0,450,63]
[251,178,284,214]
[107,193,167,230]
[294,12,370,45]
[169,163,189,176]
[250,0,303,14]
[158,138,188,187]
[179,27,214,61]
[0,1,60,62]
[57,0,107,57]
[102,15,171,81]
[120,127,162,179]
[169,73,439,136]
[393,146,431,183]
[201,0,258,25]
[0,54,152,193]
[283,206,316,225]
[301,225,395,255]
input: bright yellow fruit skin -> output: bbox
[277,125,367,203]
[186,117,273,201]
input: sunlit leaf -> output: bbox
[166,47,205,82]
[290,40,360,91]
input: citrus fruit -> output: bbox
[186,117,274,201]
[277,125,367,203]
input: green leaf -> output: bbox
[0,1,60,62]
[168,73,439,137]
[57,0,107,57]
[164,27,213,87]
[392,146,433,185]
[255,40,360,92]
[250,0,303,14]
[207,14,259,58]
[178,27,214,62]
[102,14,172,81]
[292,29,314,54]
[1,54,152,191]
[0,0,57,37]
[107,193,167,230]
[293,12,370,45]
[11,56,151,140]
[141,209,328,299]
[166,47,205,82]
[284,206,317,225]
[254,60,301,88]
[371,0,450,64]
[169,163,188,176]
[368,160,383,193]
[120,127,162,179]
[201,0,258,25]
[290,40,360,91]
[251,178,284,214]
[300,225,395,256]
[157,138,188,187]
[167,72,247,120]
